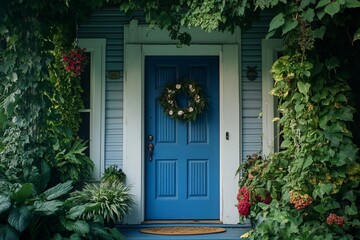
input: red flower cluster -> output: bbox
[326,213,345,227]
[63,48,88,76]
[289,190,313,210]
[237,186,250,217]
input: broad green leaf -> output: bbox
[282,19,298,35]
[42,181,72,201]
[33,200,63,215]
[110,228,127,240]
[345,203,358,215]
[324,1,341,17]
[90,223,113,240]
[269,13,285,32]
[70,234,82,240]
[7,206,32,232]
[346,0,360,8]
[0,195,11,215]
[316,0,331,8]
[302,156,313,170]
[313,26,326,39]
[281,139,292,148]
[0,225,19,240]
[313,204,326,213]
[297,82,311,95]
[313,183,333,199]
[319,114,331,129]
[342,190,356,202]
[302,9,315,22]
[11,183,33,203]
[66,203,100,220]
[353,27,360,42]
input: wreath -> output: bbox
[158,79,208,122]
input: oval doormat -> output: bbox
[139,226,226,235]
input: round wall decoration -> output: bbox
[158,79,208,122]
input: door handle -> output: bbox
[148,143,154,161]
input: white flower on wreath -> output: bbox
[167,89,172,93]
[188,107,194,112]
[195,95,201,103]
[169,110,174,115]
[168,100,173,105]
[175,84,181,89]
[177,110,184,115]
[189,84,195,92]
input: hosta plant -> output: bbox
[66,180,134,226]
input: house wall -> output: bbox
[241,12,273,161]
[79,8,272,169]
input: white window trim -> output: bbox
[78,39,106,181]
[261,39,283,156]
[123,20,241,224]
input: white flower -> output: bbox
[167,89,172,93]
[189,84,195,92]
[195,95,201,103]
[177,110,184,115]
[176,84,181,89]
[169,110,173,115]
[188,107,194,112]
[168,100,173,105]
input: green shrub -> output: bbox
[66,180,134,226]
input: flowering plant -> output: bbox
[63,47,88,77]
[158,79,208,122]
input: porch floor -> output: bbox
[117,223,251,240]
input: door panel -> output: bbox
[145,56,219,220]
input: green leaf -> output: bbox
[345,203,358,215]
[302,9,315,22]
[313,204,327,213]
[282,19,298,35]
[0,225,19,240]
[324,1,341,17]
[7,206,32,232]
[66,203,100,220]
[33,200,63,216]
[316,0,331,8]
[110,228,127,240]
[90,223,113,240]
[11,183,33,204]
[42,181,72,201]
[343,190,356,202]
[313,183,333,199]
[70,234,81,240]
[313,26,326,39]
[269,13,285,32]
[346,0,360,8]
[0,195,11,215]
[281,139,292,148]
[353,27,360,42]
[297,82,311,95]
[302,156,313,170]
[319,114,331,129]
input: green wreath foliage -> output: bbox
[158,80,208,122]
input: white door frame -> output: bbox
[123,20,241,224]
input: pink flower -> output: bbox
[326,213,345,227]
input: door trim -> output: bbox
[123,20,241,224]
[78,39,106,181]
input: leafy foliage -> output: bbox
[66,179,134,226]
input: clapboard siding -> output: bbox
[79,9,132,169]
[241,12,273,161]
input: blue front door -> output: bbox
[145,56,219,220]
